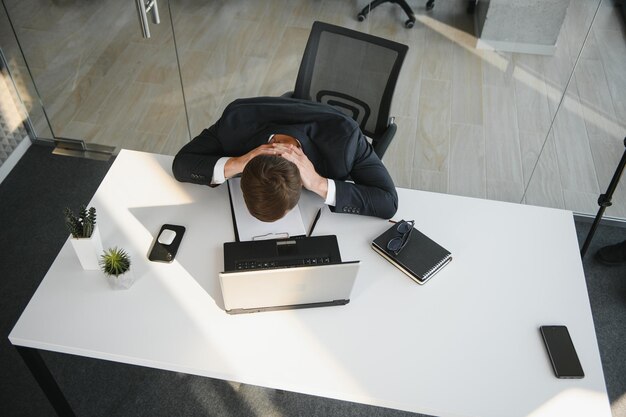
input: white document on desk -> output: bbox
[227,177,306,241]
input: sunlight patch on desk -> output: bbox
[526,388,611,417]
[103,150,196,207]
[151,271,377,406]
[216,312,376,401]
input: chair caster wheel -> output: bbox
[405,19,415,29]
[357,13,366,22]
[426,0,434,11]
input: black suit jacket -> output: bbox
[172,97,398,219]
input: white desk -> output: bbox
[10,150,611,417]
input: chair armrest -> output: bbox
[373,121,397,160]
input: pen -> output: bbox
[308,208,323,237]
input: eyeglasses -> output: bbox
[387,220,414,255]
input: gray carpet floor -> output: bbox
[1,144,624,417]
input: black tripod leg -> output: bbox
[581,137,626,258]
[581,206,607,259]
[16,346,76,417]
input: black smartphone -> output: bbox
[148,224,186,263]
[540,325,584,379]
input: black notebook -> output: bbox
[371,221,452,284]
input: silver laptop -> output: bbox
[219,261,360,314]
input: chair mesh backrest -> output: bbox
[294,22,408,139]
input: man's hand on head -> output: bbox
[276,143,328,200]
[224,144,276,178]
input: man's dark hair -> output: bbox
[241,155,302,222]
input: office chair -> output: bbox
[287,21,408,159]
[357,0,435,29]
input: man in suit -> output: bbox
[172,96,398,221]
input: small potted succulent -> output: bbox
[100,247,134,290]
[65,205,103,270]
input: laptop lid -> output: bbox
[219,261,360,314]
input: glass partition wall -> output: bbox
[1,0,188,155]
[524,0,626,220]
[1,0,623,220]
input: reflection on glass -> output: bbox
[525,0,626,219]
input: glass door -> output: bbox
[2,0,189,155]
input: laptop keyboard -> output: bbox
[235,256,331,270]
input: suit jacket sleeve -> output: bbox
[332,127,398,219]
[172,123,223,186]
[171,97,281,185]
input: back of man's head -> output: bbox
[241,155,302,222]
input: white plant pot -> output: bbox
[69,225,104,270]
[106,269,135,290]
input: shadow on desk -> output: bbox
[129,204,229,310]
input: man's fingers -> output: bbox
[271,143,293,153]
[253,145,278,156]
[281,150,303,164]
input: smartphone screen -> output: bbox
[540,325,584,379]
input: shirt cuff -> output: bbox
[211,157,231,185]
[324,179,336,206]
